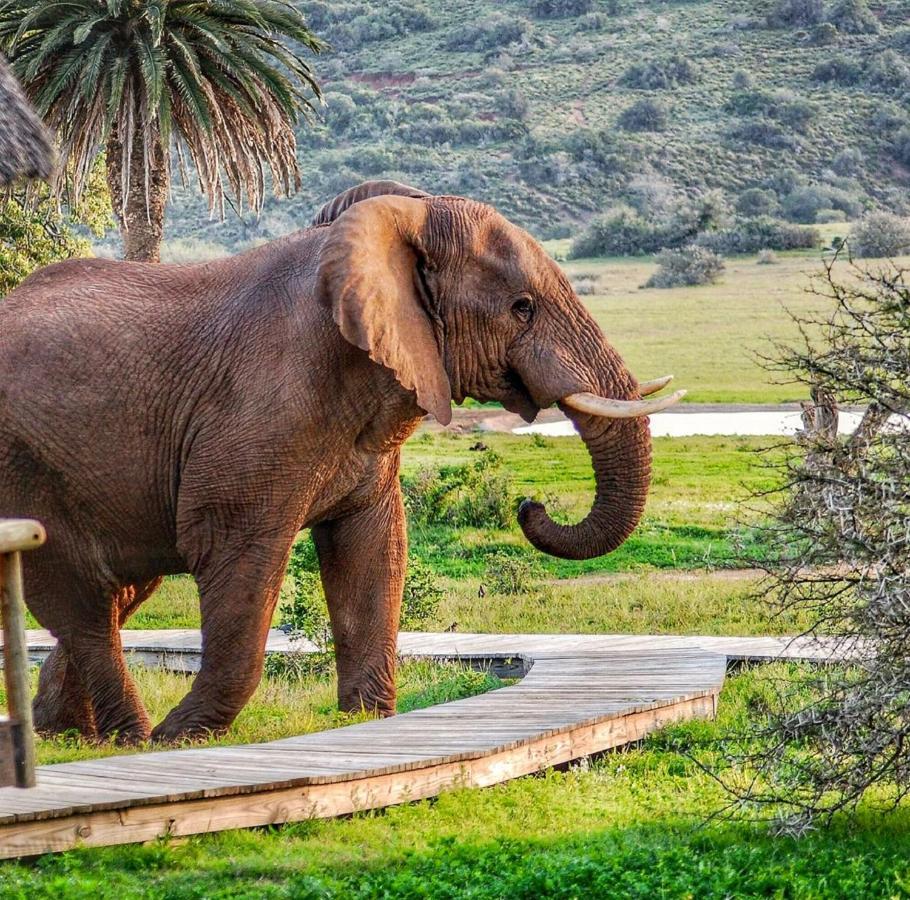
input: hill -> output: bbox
[157,0,910,256]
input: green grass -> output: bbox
[5,666,910,898]
[561,251,853,405]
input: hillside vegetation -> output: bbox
[159,0,910,254]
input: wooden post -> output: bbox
[0,519,46,789]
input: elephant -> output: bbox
[0,180,683,743]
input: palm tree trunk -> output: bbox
[105,128,169,262]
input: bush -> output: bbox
[810,21,838,44]
[696,217,820,254]
[864,50,910,95]
[443,15,531,52]
[728,119,798,150]
[643,245,725,289]
[731,69,753,90]
[569,205,668,257]
[757,248,778,264]
[484,550,543,595]
[620,54,698,90]
[617,98,668,132]
[831,147,863,175]
[812,56,863,85]
[530,0,592,18]
[767,0,824,28]
[736,188,779,218]
[402,450,515,529]
[826,0,879,34]
[848,211,910,257]
[781,184,862,223]
[726,90,816,133]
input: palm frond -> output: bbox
[0,0,324,217]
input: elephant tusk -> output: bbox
[561,389,687,418]
[638,375,674,396]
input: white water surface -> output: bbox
[514,410,907,438]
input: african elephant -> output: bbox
[0,181,682,743]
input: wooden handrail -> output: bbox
[0,518,45,788]
[0,520,45,554]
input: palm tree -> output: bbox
[0,0,322,261]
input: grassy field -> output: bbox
[5,666,910,898]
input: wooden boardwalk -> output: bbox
[0,630,839,858]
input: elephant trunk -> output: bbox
[517,385,653,562]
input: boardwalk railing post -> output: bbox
[0,519,46,789]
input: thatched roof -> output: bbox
[0,56,54,186]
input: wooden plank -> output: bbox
[0,693,715,859]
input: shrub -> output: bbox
[443,15,531,52]
[767,0,824,28]
[571,272,603,295]
[484,550,543,595]
[812,56,863,85]
[815,208,847,223]
[530,0,592,18]
[728,119,798,150]
[696,217,820,254]
[643,245,725,289]
[848,211,910,257]
[726,90,816,133]
[826,0,879,34]
[736,188,779,218]
[617,98,668,132]
[402,450,515,529]
[620,54,698,90]
[864,50,910,95]
[400,556,444,630]
[831,147,863,175]
[731,69,753,90]
[810,21,838,44]
[569,205,668,257]
[781,184,862,223]
[757,248,778,264]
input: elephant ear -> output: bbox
[312,180,430,227]
[316,195,452,425]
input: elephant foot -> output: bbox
[33,647,98,739]
[338,683,397,718]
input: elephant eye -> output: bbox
[511,297,534,323]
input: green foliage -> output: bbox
[617,97,668,132]
[736,188,778,217]
[767,0,825,28]
[400,556,444,630]
[695,217,820,254]
[620,54,698,90]
[781,183,862,223]
[443,15,531,52]
[402,450,515,530]
[848,211,910,258]
[484,550,543,596]
[530,0,593,18]
[0,167,111,296]
[644,245,725,289]
[827,0,879,34]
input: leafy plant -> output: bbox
[848,211,910,258]
[402,450,515,529]
[617,98,668,132]
[484,550,543,595]
[644,245,725,289]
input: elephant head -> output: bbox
[315,184,684,561]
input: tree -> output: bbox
[0,0,322,262]
[725,259,910,831]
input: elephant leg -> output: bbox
[33,578,162,739]
[313,482,406,718]
[150,543,289,742]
